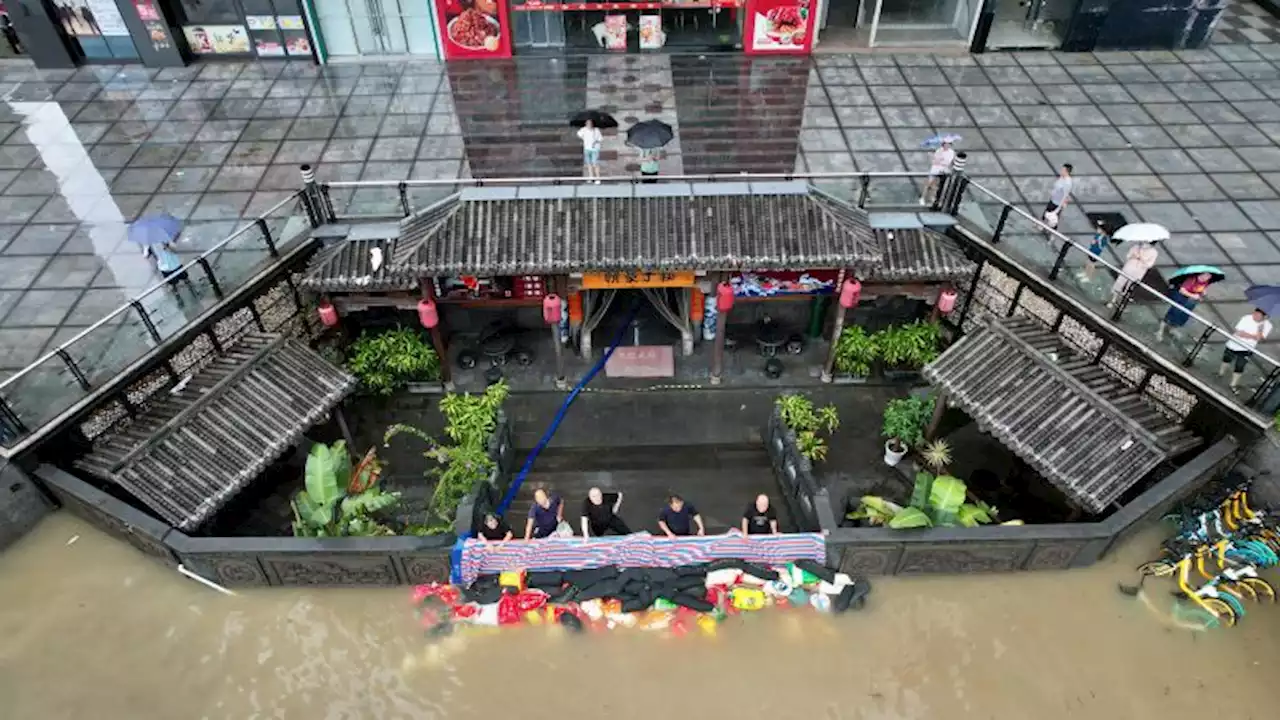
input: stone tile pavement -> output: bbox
[4,35,1280,417]
[1215,1,1280,45]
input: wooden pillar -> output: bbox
[420,279,454,391]
[334,402,357,449]
[926,390,948,441]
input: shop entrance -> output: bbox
[312,0,439,57]
[578,287,697,366]
[510,3,743,54]
[817,0,975,48]
[983,0,1069,50]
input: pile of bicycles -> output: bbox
[1122,478,1279,628]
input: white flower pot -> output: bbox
[884,440,907,467]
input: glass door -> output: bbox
[512,9,566,49]
[314,0,438,56]
[868,0,972,46]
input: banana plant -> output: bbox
[291,441,399,537]
[848,471,1009,529]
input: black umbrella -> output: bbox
[626,119,674,150]
[569,109,618,129]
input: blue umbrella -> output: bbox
[129,213,183,248]
[1245,285,1280,317]
[920,133,962,150]
[1169,265,1226,284]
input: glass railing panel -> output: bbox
[863,174,926,209]
[0,359,82,439]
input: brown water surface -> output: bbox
[2,514,1279,720]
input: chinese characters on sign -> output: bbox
[581,270,697,289]
[605,346,676,378]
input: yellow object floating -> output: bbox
[729,587,767,611]
[697,614,719,637]
[499,570,526,591]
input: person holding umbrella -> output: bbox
[919,134,958,207]
[569,110,617,185]
[1156,266,1223,341]
[1106,223,1168,309]
[626,119,674,184]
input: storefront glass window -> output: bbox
[175,0,243,23]
[985,0,1070,50]
[54,0,139,60]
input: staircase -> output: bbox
[505,443,793,535]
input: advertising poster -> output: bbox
[434,0,511,60]
[246,15,277,30]
[744,0,815,55]
[54,0,129,37]
[604,14,627,50]
[183,25,251,54]
[132,0,159,21]
[639,15,664,49]
[286,36,311,56]
[278,15,306,30]
[255,38,285,56]
[731,270,838,297]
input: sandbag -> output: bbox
[546,585,579,604]
[621,596,651,613]
[674,563,709,577]
[795,559,838,584]
[667,575,707,593]
[514,591,548,613]
[643,567,677,584]
[575,577,624,602]
[464,584,504,605]
[730,560,775,580]
[526,571,564,590]
[670,593,714,613]
[563,567,619,588]
[729,587,767,611]
[704,569,742,587]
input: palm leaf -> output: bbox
[854,496,903,525]
[927,474,966,526]
[957,503,993,527]
[304,443,344,506]
[910,472,935,511]
[888,506,933,529]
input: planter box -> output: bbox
[406,381,445,394]
[831,374,870,385]
[882,368,923,384]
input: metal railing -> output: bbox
[0,190,311,455]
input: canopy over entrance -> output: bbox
[923,317,1202,514]
[74,333,356,531]
[389,181,884,277]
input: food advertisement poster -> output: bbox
[434,0,511,60]
[604,15,627,50]
[744,0,814,55]
[255,38,285,56]
[56,0,129,37]
[278,15,306,30]
[245,15,277,30]
[183,25,251,54]
[639,14,663,49]
[286,36,311,56]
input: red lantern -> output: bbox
[568,292,584,325]
[417,298,438,329]
[318,300,339,328]
[937,288,958,314]
[542,294,563,325]
[839,279,862,309]
[716,282,735,312]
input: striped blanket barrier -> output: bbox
[458,531,827,585]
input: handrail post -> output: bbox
[1109,283,1134,322]
[131,300,163,344]
[1048,239,1072,280]
[1181,327,1214,367]
[857,175,870,209]
[1248,366,1280,407]
[57,349,91,391]
[298,164,322,228]
[398,181,411,218]
[953,258,984,335]
[197,257,223,299]
[991,205,1011,244]
[255,218,278,258]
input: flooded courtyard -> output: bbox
[0,513,1277,720]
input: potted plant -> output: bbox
[848,471,1001,529]
[875,321,942,384]
[881,394,933,466]
[291,441,401,537]
[345,327,441,395]
[832,325,878,382]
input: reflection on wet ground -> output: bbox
[2,513,1279,720]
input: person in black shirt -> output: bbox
[742,494,779,535]
[477,513,512,542]
[580,487,631,537]
[658,494,704,537]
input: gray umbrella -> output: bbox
[626,120,674,150]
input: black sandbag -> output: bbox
[527,571,564,590]
[468,574,499,591]
[670,593,714,613]
[668,575,706,592]
[795,559,838,584]
[464,584,504,605]
[643,567,677,584]
[547,585,579,604]
[674,563,709,577]
[558,612,584,633]
[426,620,454,639]
[563,566,619,588]
[705,558,740,572]
[620,595,651,613]
[725,560,775,580]
[574,577,624,602]
[833,584,857,614]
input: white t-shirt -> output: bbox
[930,147,955,174]
[577,127,602,151]
[1226,314,1272,353]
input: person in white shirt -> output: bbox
[1220,308,1272,392]
[576,119,603,184]
[920,139,955,206]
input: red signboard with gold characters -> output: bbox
[743,0,815,55]
[434,0,512,60]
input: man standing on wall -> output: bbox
[577,118,602,185]
[658,495,705,537]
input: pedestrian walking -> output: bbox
[1,15,23,54]
[577,118,602,184]
[1156,266,1224,341]
[638,148,661,183]
[1043,164,1073,229]
[580,487,630,537]
[1077,219,1110,283]
[148,242,193,293]
[919,137,956,206]
[1220,309,1272,393]
[1108,241,1159,308]
[741,494,779,535]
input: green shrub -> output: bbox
[345,327,440,395]
[875,321,942,370]
[882,394,934,452]
[775,393,839,462]
[833,325,878,377]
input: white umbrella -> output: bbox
[1112,223,1170,243]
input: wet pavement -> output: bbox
[6,40,1280,412]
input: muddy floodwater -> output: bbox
[2,515,1280,720]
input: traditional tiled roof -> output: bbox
[390,182,883,276]
[923,316,1202,514]
[865,228,977,284]
[299,236,416,292]
[74,333,356,531]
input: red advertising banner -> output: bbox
[435,0,511,59]
[743,0,814,55]
[511,0,740,9]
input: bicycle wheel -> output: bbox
[1138,560,1176,577]
[1224,581,1257,601]
[1218,592,1247,619]
[1199,597,1238,627]
[1242,577,1277,602]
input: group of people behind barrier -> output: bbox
[476,486,782,542]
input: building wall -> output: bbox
[1062,0,1226,51]
[0,462,53,552]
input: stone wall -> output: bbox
[0,462,52,552]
